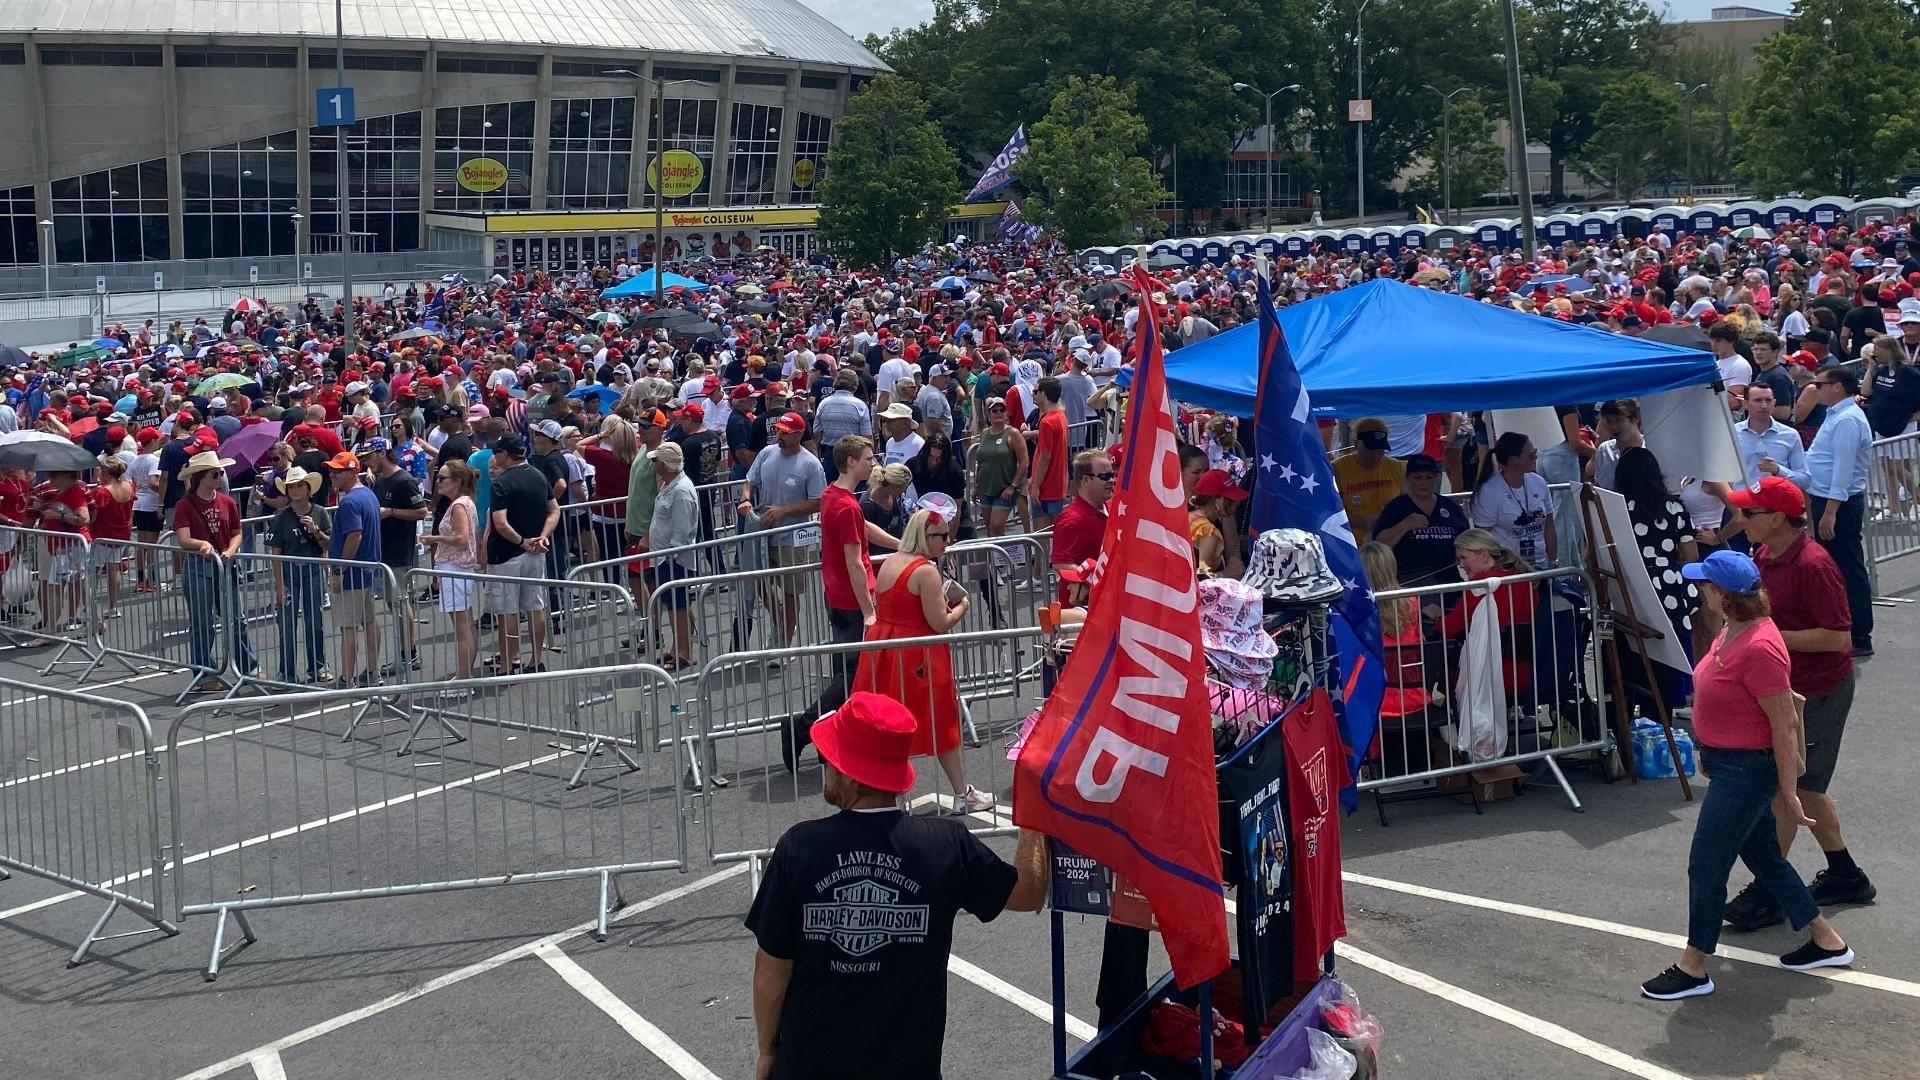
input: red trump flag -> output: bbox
[1013,265,1229,988]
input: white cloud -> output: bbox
[799,0,932,40]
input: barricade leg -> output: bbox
[204,907,257,982]
[68,894,178,968]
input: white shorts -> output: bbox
[89,541,127,570]
[436,570,475,613]
[45,551,83,584]
[1883,422,1917,462]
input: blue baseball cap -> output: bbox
[1680,550,1761,595]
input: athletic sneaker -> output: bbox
[1639,966,1714,1001]
[1808,868,1877,906]
[1779,941,1855,971]
[1723,881,1785,932]
[951,786,996,815]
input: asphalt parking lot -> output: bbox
[1,558,1916,1080]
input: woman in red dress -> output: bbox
[852,507,995,814]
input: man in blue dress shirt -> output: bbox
[1804,368,1874,655]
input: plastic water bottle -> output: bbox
[1672,727,1696,777]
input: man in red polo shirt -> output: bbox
[1721,477,1875,933]
[1048,449,1114,603]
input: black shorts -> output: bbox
[1799,670,1856,795]
[133,509,165,534]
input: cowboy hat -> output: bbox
[179,449,235,480]
[274,465,324,495]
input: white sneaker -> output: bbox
[951,786,996,815]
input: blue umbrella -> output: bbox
[0,344,30,367]
[935,275,967,291]
[567,384,621,409]
[94,337,125,350]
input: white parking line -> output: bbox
[0,702,349,790]
[2,725,565,923]
[246,1052,286,1080]
[537,943,724,1080]
[1345,871,1920,1000]
[1335,942,1696,1080]
[948,954,1098,1041]
[0,668,169,711]
[172,864,748,1080]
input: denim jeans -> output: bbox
[1687,746,1820,954]
[183,555,257,676]
[276,564,328,680]
[1536,441,1584,570]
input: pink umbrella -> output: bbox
[220,421,283,474]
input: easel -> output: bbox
[1577,483,1693,800]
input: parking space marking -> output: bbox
[1335,942,1695,1080]
[948,954,1098,1041]
[536,943,724,1080]
[0,703,353,791]
[4,736,571,923]
[0,668,169,710]
[246,1051,287,1080]
[172,864,748,1080]
[1345,871,1920,999]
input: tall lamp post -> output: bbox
[1500,0,1537,258]
[1420,86,1472,224]
[1675,82,1707,198]
[608,69,699,302]
[334,0,355,358]
[1232,82,1303,230]
[1354,0,1377,222]
[38,218,53,298]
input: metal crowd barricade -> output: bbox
[1865,429,1920,596]
[401,565,636,691]
[223,550,401,697]
[0,678,177,966]
[90,535,235,700]
[166,663,690,979]
[1353,566,1608,824]
[0,525,123,680]
[690,626,1046,882]
[641,559,834,692]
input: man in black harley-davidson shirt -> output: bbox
[747,693,1046,1080]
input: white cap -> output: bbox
[346,380,369,395]
[535,419,564,440]
[209,396,228,410]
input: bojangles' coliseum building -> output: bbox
[0,0,978,273]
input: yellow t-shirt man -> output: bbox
[1331,453,1406,545]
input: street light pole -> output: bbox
[609,70,696,302]
[1421,86,1472,224]
[1500,0,1537,258]
[1233,82,1303,230]
[1355,0,1375,222]
[1675,82,1707,198]
[335,0,355,359]
[38,219,52,298]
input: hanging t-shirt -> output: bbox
[1469,472,1553,569]
[745,809,1018,1080]
[1284,688,1348,983]
[1216,722,1294,1030]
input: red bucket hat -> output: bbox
[810,692,917,792]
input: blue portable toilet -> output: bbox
[1175,239,1201,264]
[1227,235,1256,257]
[1613,208,1650,239]
[1400,226,1430,251]
[1473,219,1512,248]
[1763,198,1809,228]
[1199,238,1230,264]
[1541,214,1577,245]
[1281,232,1310,257]
[1426,226,1469,254]
[1805,197,1854,228]
[1368,226,1400,253]
[1576,210,1616,241]
[1254,233,1284,258]
[1726,202,1763,229]
[1648,205,1686,234]
[1684,203,1727,235]
[1337,228,1368,255]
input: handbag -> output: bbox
[1791,690,1807,777]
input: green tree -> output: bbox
[1577,72,1679,199]
[814,77,964,265]
[1519,0,1670,200]
[1656,42,1746,190]
[1017,75,1169,247]
[1405,98,1509,210]
[1734,0,1920,196]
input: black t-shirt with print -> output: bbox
[1375,494,1468,587]
[372,470,426,567]
[745,809,1017,1080]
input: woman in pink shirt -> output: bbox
[1640,551,1856,1001]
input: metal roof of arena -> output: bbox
[0,0,887,71]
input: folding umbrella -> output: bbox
[219,422,284,471]
[94,337,125,350]
[0,431,100,472]
[567,384,622,410]
[0,344,30,367]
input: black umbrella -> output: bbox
[968,269,1003,285]
[1081,281,1129,303]
[0,344,30,368]
[464,313,502,330]
[636,309,703,329]
[1639,324,1712,352]
[737,299,777,315]
[386,327,439,343]
[1145,252,1187,271]
[0,432,101,472]
[666,321,724,339]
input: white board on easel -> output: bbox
[1584,485,1692,673]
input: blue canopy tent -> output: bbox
[1163,280,1721,418]
[602,267,713,296]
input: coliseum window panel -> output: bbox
[734,70,788,87]
[653,65,720,83]
[800,74,839,91]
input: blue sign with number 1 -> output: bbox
[316,87,355,127]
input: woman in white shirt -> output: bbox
[1470,432,1555,570]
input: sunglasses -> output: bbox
[1090,471,1117,482]
[926,531,950,540]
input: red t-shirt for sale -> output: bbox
[819,482,870,613]
[1285,688,1348,982]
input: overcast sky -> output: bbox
[801,0,1752,44]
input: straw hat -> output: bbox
[179,449,234,480]
[274,465,324,495]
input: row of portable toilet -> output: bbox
[1081,196,1920,266]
